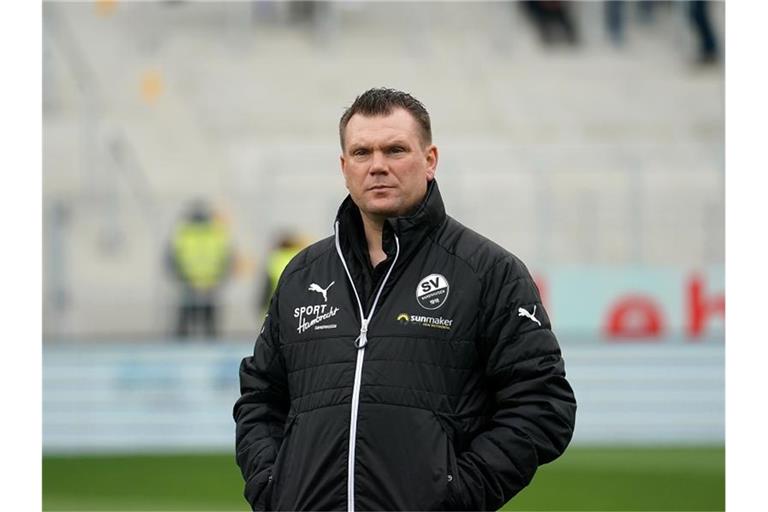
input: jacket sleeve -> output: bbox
[233,292,290,510]
[453,259,577,511]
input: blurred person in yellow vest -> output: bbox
[257,231,306,316]
[168,200,234,339]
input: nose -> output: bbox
[369,150,388,175]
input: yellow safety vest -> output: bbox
[173,222,231,291]
[267,247,302,298]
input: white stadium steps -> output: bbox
[43,1,724,338]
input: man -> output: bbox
[168,200,233,338]
[234,88,576,511]
[257,231,306,316]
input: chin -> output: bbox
[363,199,404,218]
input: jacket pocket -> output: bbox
[431,412,460,510]
[244,467,273,511]
[269,414,299,508]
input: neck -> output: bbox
[360,212,388,268]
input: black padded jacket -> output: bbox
[234,180,576,511]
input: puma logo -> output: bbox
[517,305,541,327]
[308,281,335,302]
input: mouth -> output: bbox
[368,185,394,191]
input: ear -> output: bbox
[340,154,350,189]
[425,144,438,181]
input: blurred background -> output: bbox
[42,1,724,510]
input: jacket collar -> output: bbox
[335,179,446,266]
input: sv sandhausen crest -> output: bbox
[416,273,449,310]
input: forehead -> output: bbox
[344,108,422,147]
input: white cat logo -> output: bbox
[308,281,335,302]
[517,305,541,327]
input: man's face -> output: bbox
[340,108,438,221]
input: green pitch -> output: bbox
[43,446,724,511]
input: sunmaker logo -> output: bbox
[396,312,453,330]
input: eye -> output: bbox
[389,146,405,154]
[352,148,369,157]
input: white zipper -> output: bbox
[334,221,400,512]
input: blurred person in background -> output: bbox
[257,231,306,316]
[520,0,580,46]
[167,199,233,339]
[605,0,626,46]
[689,0,719,65]
[234,88,576,510]
[603,1,720,65]
[604,0,662,46]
